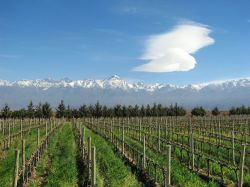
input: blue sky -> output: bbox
[0,0,249,85]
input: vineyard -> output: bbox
[0,116,249,187]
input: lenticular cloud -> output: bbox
[133,22,215,72]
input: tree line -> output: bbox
[229,105,250,115]
[0,100,249,119]
[0,101,186,119]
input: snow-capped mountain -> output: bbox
[0,75,250,109]
[0,75,166,91]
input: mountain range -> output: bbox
[0,75,249,109]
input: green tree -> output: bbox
[1,104,12,119]
[94,101,102,117]
[65,105,73,119]
[80,105,92,117]
[168,104,175,116]
[114,105,123,117]
[152,103,158,116]
[107,107,114,117]
[42,102,53,118]
[133,105,140,117]
[72,108,79,118]
[191,107,206,116]
[127,105,133,117]
[121,105,129,117]
[212,107,220,116]
[146,104,151,116]
[140,105,146,117]
[229,107,236,115]
[35,102,43,119]
[27,101,35,118]
[102,105,109,117]
[175,105,186,116]
[56,100,66,118]
[88,105,94,117]
[19,108,27,119]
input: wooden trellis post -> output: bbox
[29,119,31,133]
[165,118,168,139]
[37,129,40,147]
[37,128,40,161]
[238,144,246,187]
[2,120,5,135]
[80,128,82,146]
[165,145,171,187]
[91,146,96,187]
[139,119,142,142]
[122,124,125,155]
[158,124,161,151]
[8,123,10,148]
[82,127,85,145]
[189,118,194,170]
[110,121,113,143]
[218,120,221,145]
[22,139,25,181]
[143,136,146,169]
[88,137,92,180]
[190,134,194,170]
[231,131,235,165]
[20,121,23,140]
[12,149,20,187]
[46,122,48,136]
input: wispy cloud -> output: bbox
[36,46,82,55]
[90,52,133,62]
[94,28,123,36]
[121,6,138,14]
[0,54,18,58]
[133,21,215,72]
[117,3,169,18]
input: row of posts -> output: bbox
[2,119,52,150]
[79,126,96,187]
[135,118,247,186]
[12,122,50,187]
[108,117,247,187]
[136,118,243,163]
[102,119,172,187]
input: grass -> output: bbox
[124,135,219,187]
[1,119,247,187]
[116,123,250,186]
[84,127,141,187]
[0,121,39,141]
[99,125,219,187]
[29,123,78,187]
[0,127,46,187]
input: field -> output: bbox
[0,116,249,187]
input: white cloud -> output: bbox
[133,22,215,72]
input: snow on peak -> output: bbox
[190,77,250,90]
[103,75,132,89]
[0,76,250,92]
[108,75,121,80]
